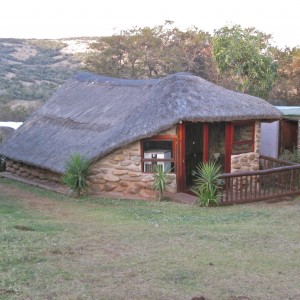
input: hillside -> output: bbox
[0,37,97,121]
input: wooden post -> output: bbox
[203,124,209,162]
[177,122,186,192]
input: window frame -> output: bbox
[141,135,177,173]
[231,121,255,154]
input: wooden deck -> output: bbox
[219,155,300,205]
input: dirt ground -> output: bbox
[1,182,54,205]
[0,182,74,219]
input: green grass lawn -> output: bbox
[0,178,299,300]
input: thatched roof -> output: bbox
[0,72,282,173]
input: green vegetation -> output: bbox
[62,153,91,197]
[85,21,214,80]
[212,25,278,98]
[191,161,222,206]
[0,178,299,299]
[0,104,35,122]
[270,47,300,104]
[152,166,170,201]
[27,39,68,51]
[84,22,300,104]
[0,38,81,121]
[279,147,300,163]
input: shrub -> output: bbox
[152,166,171,201]
[279,148,300,163]
[0,105,33,122]
[28,39,67,51]
[191,161,222,207]
[62,153,91,198]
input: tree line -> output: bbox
[84,21,300,104]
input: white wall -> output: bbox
[260,121,279,158]
[0,122,23,130]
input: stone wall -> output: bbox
[231,121,261,173]
[88,125,178,198]
[230,122,261,193]
[5,159,61,183]
[231,152,260,173]
[88,140,177,198]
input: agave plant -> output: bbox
[152,165,170,201]
[62,153,91,198]
[191,161,222,207]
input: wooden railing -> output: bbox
[259,154,297,169]
[219,155,300,204]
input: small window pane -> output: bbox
[142,140,174,173]
[232,123,254,154]
[232,143,253,154]
[143,140,173,158]
[234,124,253,142]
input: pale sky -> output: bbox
[0,0,299,49]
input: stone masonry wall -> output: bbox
[230,122,261,194]
[231,121,261,173]
[87,126,177,198]
[5,159,61,183]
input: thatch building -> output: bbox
[0,72,282,197]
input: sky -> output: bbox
[0,0,299,49]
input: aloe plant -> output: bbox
[62,153,91,198]
[191,161,221,207]
[152,165,170,201]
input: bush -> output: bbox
[191,161,222,207]
[62,153,91,198]
[152,166,171,201]
[27,39,67,51]
[0,105,33,122]
[279,148,300,163]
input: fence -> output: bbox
[220,155,300,204]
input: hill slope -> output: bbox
[0,38,96,121]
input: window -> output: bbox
[232,122,255,154]
[141,137,175,173]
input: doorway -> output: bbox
[280,120,298,153]
[185,123,203,187]
[207,122,226,172]
[180,122,227,191]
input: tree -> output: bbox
[84,21,213,79]
[269,47,300,105]
[212,25,278,98]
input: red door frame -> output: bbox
[177,122,232,192]
[176,123,186,192]
[203,124,209,162]
[225,123,232,173]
